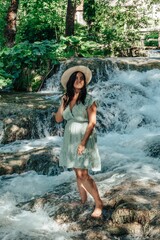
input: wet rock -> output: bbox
[17,192,59,213]
[117,60,160,72]
[41,58,160,94]
[107,222,144,237]
[147,214,160,239]
[26,148,62,175]
[2,117,32,144]
[0,92,60,144]
[1,109,58,144]
[112,207,136,224]
[0,146,62,176]
[144,135,160,158]
[16,178,160,240]
[106,225,128,236]
[0,155,27,175]
[85,230,111,240]
[0,120,4,139]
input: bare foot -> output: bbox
[91,201,103,218]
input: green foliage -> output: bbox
[55,36,105,58]
[90,0,147,55]
[83,0,95,26]
[0,76,13,90]
[0,40,58,91]
[16,0,67,43]
[0,64,13,89]
[0,0,158,92]
[0,36,106,91]
[0,0,10,49]
[145,32,159,39]
[144,32,159,47]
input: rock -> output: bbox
[106,225,128,236]
[1,58,160,143]
[2,117,32,144]
[0,146,62,176]
[147,214,160,239]
[15,178,160,239]
[0,92,63,176]
[144,135,160,158]
[26,148,62,175]
[85,231,111,240]
[0,92,60,144]
[41,58,160,94]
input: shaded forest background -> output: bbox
[0,0,159,92]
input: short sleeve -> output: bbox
[85,94,99,108]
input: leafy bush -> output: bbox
[0,36,109,91]
[145,32,159,40]
[56,36,106,58]
[0,40,58,91]
[0,62,13,89]
[144,32,159,47]
[0,76,13,90]
[16,0,66,43]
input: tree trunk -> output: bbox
[5,0,19,47]
[65,0,76,36]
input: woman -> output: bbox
[55,65,103,218]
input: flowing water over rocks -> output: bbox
[0,57,160,240]
[16,177,160,240]
[0,92,63,175]
[0,92,60,143]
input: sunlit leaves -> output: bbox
[16,0,67,42]
[89,0,151,55]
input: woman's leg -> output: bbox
[76,174,88,204]
[74,168,103,217]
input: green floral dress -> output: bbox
[59,94,101,171]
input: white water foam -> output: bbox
[0,171,75,240]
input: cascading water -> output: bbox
[0,58,160,240]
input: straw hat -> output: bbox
[61,65,92,89]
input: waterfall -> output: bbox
[0,120,4,142]
[41,58,160,135]
[0,58,160,240]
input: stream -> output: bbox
[0,58,160,240]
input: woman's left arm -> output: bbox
[77,102,97,155]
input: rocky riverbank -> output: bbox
[0,92,59,144]
[17,174,160,240]
[0,144,62,175]
[0,92,63,176]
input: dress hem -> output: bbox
[59,163,101,172]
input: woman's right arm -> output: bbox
[55,95,67,123]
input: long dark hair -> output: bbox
[64,71,87,108]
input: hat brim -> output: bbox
[61,65,92,89]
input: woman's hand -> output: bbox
[55,95,68,123]
[77,143,85,155]
[61,94,68,108]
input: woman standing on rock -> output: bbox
[55,65,103,218]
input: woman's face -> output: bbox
[73,72,85,89]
